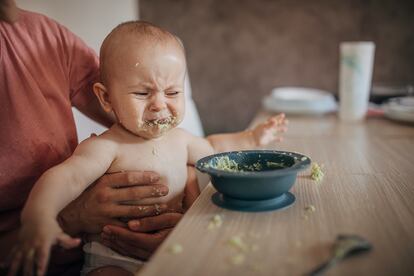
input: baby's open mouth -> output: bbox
[153,118,170,124]
[144,116,176,129]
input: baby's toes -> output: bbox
[277,126,288,133]
[270,115,288,126]
[275,116,288,126]
[266,118,282,130]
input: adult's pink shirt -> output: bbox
[0,9,99,234]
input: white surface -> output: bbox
[17,0,204,140]
[383,97,414,123]
[179,74,205,136]
[338,41,375,121]
[262,87,337,115]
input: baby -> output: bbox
[9,21,287,276]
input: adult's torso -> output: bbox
[0,9,97,233]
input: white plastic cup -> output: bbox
[338,42,375,121]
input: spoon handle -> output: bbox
[307,257,340,276]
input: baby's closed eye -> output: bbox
[165,90,182,97]
[131,91,150,99]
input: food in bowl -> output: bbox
[199,151,298,173]
[196,150,311,202]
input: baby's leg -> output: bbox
[183,165,200,210]
[87,265,133,276]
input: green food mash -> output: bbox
[210,156,240,172]
[145,116,177,131]
[204,156,288,172]
[311,162,324,182]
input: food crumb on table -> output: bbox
[311,162,325,182]
[229,253,245,265]
[305,204,316,213]
[168,243,183,254]
[228,235,248,252]
[208,214,223,230]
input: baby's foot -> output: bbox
[252,113,288,146]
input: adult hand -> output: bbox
[99,165,198,260]
[100,212,183,260]
[57,171,170,236]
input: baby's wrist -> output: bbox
[246,130,259,148]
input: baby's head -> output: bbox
[93,21,187,139]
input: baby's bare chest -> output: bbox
[107,139,188,203]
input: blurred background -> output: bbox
[18,0,414,136]
[140,0,414,134]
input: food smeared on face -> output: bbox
[144,116,178,132]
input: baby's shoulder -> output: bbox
[76,130,119,152]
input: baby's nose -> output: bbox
[149,93,167,112]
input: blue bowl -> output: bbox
[196,150,310,211]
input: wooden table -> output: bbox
[139,112,414,276]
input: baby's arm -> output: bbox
[206,113,288,153]
[23,136,117,221]
[10,136,117,276]
[184,114,288,165]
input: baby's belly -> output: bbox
[120,165,188,211]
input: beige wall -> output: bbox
[140,0,414,134]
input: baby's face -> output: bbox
[107,41,186,139]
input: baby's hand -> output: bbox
[251,113,288,146]
[7,219,81,276]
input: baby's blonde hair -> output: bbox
[99,20,183,84]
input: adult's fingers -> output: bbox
[112,185,168,202]
[99,171,160,188]
[109,203,168,219]
[127,212,183,232]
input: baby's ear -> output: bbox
[93,83,112,113]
